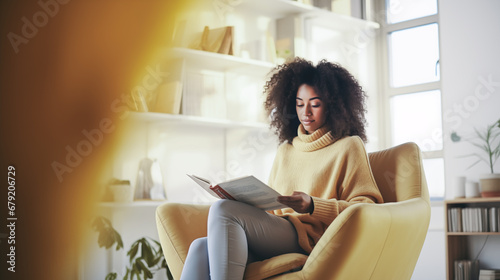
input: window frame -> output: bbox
[375,1,444,198]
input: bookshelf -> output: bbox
[445,197,500,280]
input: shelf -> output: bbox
[128,111,270,129]
[239,0,313,16]
[446,197,500,204]
[447,232,500,236]
[99,200,166,209]
[167,48,275,75]
[238,0,380,30]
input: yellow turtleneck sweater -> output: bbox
[269,124,383,253]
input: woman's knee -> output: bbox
[188,237,207,253]
[208,199,239,221]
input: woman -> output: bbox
[180,58,383,280]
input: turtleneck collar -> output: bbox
[292,124,336,152]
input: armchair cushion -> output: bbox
[243,253,308,280]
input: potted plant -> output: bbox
[453,118,500,197]
[122,237,172,280]
[92,216,173,280]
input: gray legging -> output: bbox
[180,199,305,280]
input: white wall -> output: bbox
[413,1,500,279]
[412,204,446,280]
[440,0,500,190]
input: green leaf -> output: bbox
[141,241,149,263]
[143,244,156,266]
[136,258,149,272]
[151,255,161,266]
[131,269,138,280]
[151,239,162,247]
[92,216,123,251]
[465,158,483,170]
[131,262,140,280]
[491,130,500,141]
[456,152,478,158]
[114,231,124,251]
[470,142,488,153]
[123,268,130,280]
[101,229,113,249]
[474,127,487,141]
[128,242,139,263]
[105,272,117,280]
[473,152,488,164]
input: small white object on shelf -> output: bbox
[454,176,466,198]
[111,181,134,203]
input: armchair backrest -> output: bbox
[368,142,430,203]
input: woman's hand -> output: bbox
[277,191,314,214]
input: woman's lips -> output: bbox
[302,119,315,125]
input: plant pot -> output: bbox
[479,173,500,197]
[111,183,134,203]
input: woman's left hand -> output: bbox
[277,191,314,214]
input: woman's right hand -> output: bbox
[277,191,314,214]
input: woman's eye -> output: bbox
[296,104,304,107]
[312,104,321,108]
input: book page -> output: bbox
[218,176,286,211]
[186,174,219,199]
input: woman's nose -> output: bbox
[304,105,312,116]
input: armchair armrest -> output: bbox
[301,198,430,280]
[156,203,210,279]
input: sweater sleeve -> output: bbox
[310,137,383,225]
[267,143,286,188]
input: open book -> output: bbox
[187,175,287,211]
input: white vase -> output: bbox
[453,176,466,198]
[465,181,480,198]
[479,173,500,197]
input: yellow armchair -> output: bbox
[156,142,431,279]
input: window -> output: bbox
[388,23,440,87]
[386,0,438,24]
[390,90,442,152]
[378,0,444,198]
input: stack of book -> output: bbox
[479,269,500,280]
[448,207,500,232]
[454,260,479,280]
